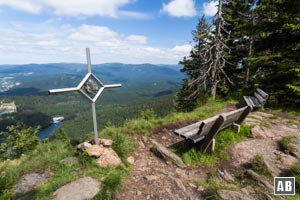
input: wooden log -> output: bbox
[151,139,186,169]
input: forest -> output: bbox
[176,0,300,111]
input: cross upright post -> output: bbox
[49,48,122,145]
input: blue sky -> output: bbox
[0,0,218,64]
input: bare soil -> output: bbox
[113,106,300,200]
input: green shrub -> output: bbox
[291,162,300,192]
[112,133,136,160]
[0,125,40,160]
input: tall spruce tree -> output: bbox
[223,0,252,88]
[250,0,300,104]
[176,16,212,111]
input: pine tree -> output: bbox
[175,16,212,111]
[222,0,259,88]
[250,0,300,104]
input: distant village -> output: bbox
[0,101,17,116]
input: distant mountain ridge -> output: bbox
[0,63,184,96]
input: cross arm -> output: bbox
[48,87,79,94]
[104,84,122,89]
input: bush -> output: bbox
[0,125,40,160]
[291,162,300,192]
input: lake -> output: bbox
[37,122,61,139]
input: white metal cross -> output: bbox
[49,48,122,145]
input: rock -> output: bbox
[127,156,135,164]
[52,177,100,200]
[151,139,186,169]
[246,170,273,192]
[136,190,142,196]
[170,176,186,191]
[217,169,234,183]
[217,189,254,200]
[255,112,274,118]
[260,191,273,200]
[244,118,261,126]
[96,148,122,168]
[86,145,105,158]
[76,142,92,151]
[99,138,113,147]
[144,175,158,181]
[240,186,255,196]
[13,172,53,196]
[261,156,281,176]
[59,157,79,165]
[288,137,300,159]
[251,126,269,139]
[162,136,167,140]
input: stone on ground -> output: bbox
[217,189,254,200]
[51,177,100,200]
[99,138,113,147]
[13,172,53,196]
[287,137,300,159]
[127,156,135,164]
[96,148,122,168]
[86,145,105,158]
[59,157,79,165]
[76,142,92,151]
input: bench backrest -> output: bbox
[220,106,252,129]
[255,88,269,105]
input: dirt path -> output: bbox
[113,108,300,200]
[113,128,208,200]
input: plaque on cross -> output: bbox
[49,48,122,145]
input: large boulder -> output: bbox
[51,177,100,200]
[86,145,105,158]
[96,148,122,168]
[13,171,53,196]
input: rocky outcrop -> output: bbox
[13,171,53,196]
[51,177,100,200]
[96,148,122,168]
[77,138,122,168]
[217,189,254,200]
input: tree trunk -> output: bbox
[244,9,255,87]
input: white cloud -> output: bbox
[126,35,147,44]
[0,23,190,64]
[0,0,148,18]
[162,0,196,17]
[172,44,192,53]
[202,0,218,17]
[69,25,118,42]
[0,0,42,14]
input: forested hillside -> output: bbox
[176,0,300,111]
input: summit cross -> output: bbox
[49,48,122,145]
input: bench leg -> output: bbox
[232,123,240,133]
[207,139,216,152]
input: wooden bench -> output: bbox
[243,88,269,109]
[174,106,252,152]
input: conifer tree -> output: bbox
[250,0,300,104]
[176,16,212,111]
